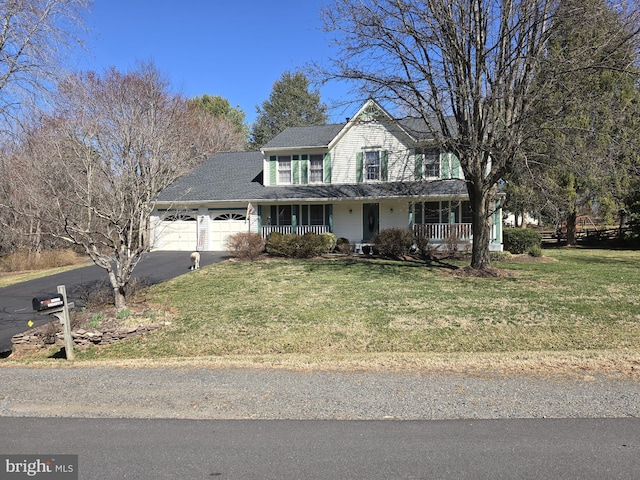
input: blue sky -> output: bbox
[75,0,356,125]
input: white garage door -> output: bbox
[155,214,198,251]
[210,213,247,251]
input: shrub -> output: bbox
[265,232,328,258]
[527,245,543,257]
[372,228,413,257]
[336,237,352,255]
[444,232,461,257]
[413,235,433,257]
[489,251,513,262]
[226,232,265,260]
[503,228,542,254]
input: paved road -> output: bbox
[0,252,228,354]
[1,417,638,479]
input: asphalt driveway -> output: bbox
[0,251,228,354]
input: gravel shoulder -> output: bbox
[1,365,638,420]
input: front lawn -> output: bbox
[68,248,640,373]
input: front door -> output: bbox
[362,203,379,242]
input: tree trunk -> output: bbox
[566,210,577,246]
[107,269,127,310]
[468,183,495,270]
[113,286,126,311]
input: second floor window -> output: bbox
[424,149,440,178]
[310,155,324,183]
[366,151,380,180]
[416,148,440,179]
[278,156,291,184]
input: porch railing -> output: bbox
[413,223,473,241]
[262,225,330,238]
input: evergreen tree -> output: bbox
[511,0,640,243]
[190,94,249,145]
[249,71,328,149]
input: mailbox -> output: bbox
[32,294,65,312]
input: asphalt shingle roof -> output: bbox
[262,124,345,149]
[155,151,468,204]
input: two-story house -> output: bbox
[151,100,503,252]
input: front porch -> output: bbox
[261,225,331,237]
[412,223,473,241]
[260,223,473,242]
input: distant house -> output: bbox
[151,99,503,252]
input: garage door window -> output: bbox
[213,213,246,221]
[163,213,197,222]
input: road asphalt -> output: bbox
[0,251,228,354]
[1,417,638,479]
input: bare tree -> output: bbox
[9,63,244,309]
[0,0,91,256]
[320,0,640,269]
[0,0,90,123]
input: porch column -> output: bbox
[292,205,298,235]
[257,205,262,234]
[326,204,333,233]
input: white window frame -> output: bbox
[278,156,292,184]
[309,154,324,183]
[365,150,380,181]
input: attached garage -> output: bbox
[209,213,247,251]
[152,210,250,251]
[153,213,198,251]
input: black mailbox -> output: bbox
[32,294,65,312]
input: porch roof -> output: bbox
[155,151,469,205]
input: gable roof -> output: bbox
[261,99,456,151]
[262,124,345,150]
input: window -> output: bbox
[424,149,440,178]
[278,205,292,225]
[424,202,440,223]
[461,201,473,223]
[310,205,324,225]
[278,156,291,184]
[416,148,440,179]
[310,155,324,183]
[213,213,246,221]
[163,213,196,222]
[365,151,380,180]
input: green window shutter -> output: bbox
[269,156,277,185]
[356,152,363,183]
[293,155,300,185]
[451,154,461,179]
[301,155,308,184]
[441,154,450,179]
[414,153,423,180]
[381,150,389,181]
[323,153,331,183]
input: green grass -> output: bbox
[0,262,91,288]
[72,248,640,362]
